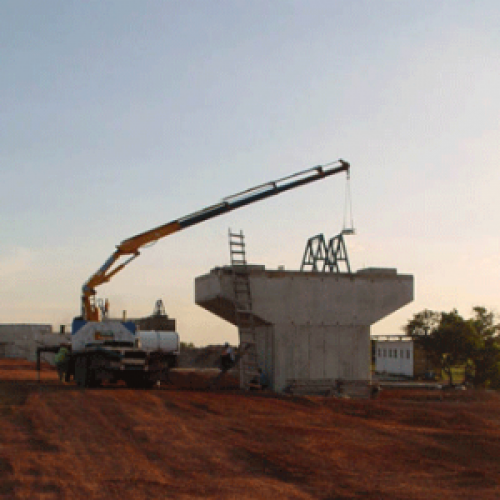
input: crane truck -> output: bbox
[67,159,350,388]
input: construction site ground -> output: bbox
[1,359,499,500]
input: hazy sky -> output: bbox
[1,1,499,345]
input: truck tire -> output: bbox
[75,354,101,388]
[125,374,156,389]
[141,379,157,389]
[88,354,105,387]
[166,354,178,369]
[74,356,89,388]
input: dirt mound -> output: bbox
[1,359,499,500]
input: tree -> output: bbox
[433,310,480,385]
[469,307,500,388]
[404,309,441,338]
[405,309,480,385]
[405,307,500,388]
[404,309,442,378]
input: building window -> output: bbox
[401,349,404,358]
[383,349,386,357]
[378,348,381,357]
[407,350,410,359]
[389,349,392,358]
[394,349,398,358]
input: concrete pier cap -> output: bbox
[195,266,413,392]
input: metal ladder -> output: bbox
[228,230,260,389]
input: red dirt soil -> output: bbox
[0,358,499,500]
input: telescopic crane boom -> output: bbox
[82,159,350,320]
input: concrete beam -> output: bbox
[196,267,413,326]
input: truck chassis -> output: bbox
[71,342,177,388]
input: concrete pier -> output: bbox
[195,266,414,392]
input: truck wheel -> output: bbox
[75,356,88,388]
[126,375,156,389]
[88,354,105,388]
[166,355,178,369]
[125,379,142,389]
[142,379,157,389]
[75,355,100,388]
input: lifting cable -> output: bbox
[342,170,355,235]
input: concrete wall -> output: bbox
[272,324,370,390]
[196,266,414,392]
[0,324,68,363]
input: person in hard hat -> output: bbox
[220,342,235,371]
[55,343,70,382]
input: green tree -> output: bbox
[435,310,480,385]
[405,309,480,385]
[469,307,500,388]
[404,309,441,338]
[405,307,500,388]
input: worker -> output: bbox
[55,343,70,382]
[248,368,269,390]
[220,342,235,371]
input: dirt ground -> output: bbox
[0,358,499,500]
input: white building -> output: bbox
[373,335,437,378]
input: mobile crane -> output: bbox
[68,159,350,388]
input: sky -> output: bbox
[1,1,499,345]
